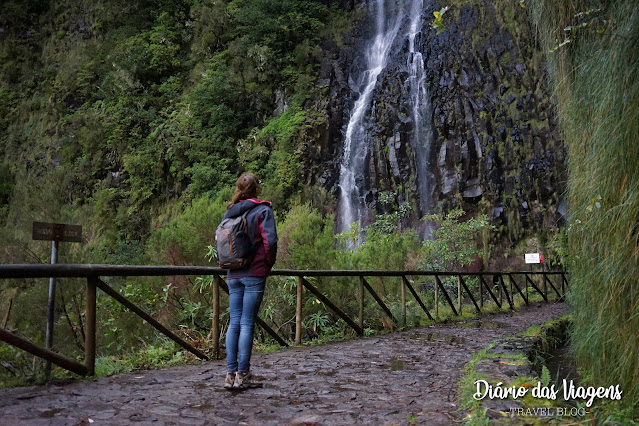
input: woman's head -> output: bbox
[231,172,261,204]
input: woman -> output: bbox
[222,173,277,390]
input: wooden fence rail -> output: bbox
[0,265,568,376]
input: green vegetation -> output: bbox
[459,316,573,425]
[528,0,639,417]
[0,0,338,385]
[3,4,635,418]
[0,0,334,256]
[94,340,187,377]
[459,314,638,424]
[0,184,493,385]
[458,342,500,425]
[431,6,451,35]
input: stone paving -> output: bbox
[0,302,566,425]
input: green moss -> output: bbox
[458,317,573,425]
[320,6,353,48]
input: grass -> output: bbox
[458,318,573,425]
[458,343,496,425]
[93,341,192,377]
[459,314,639,424]
[428,288,560,322]
[51,340,199,380]
[528,0,639,415]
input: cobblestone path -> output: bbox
[0,302,566,425]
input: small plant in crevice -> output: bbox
[431,6,450,35]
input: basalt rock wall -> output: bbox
[301,0,566,245]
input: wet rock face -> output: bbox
[422,2,566,238]
[302,0,566,242]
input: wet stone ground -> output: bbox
[0,302,566,425]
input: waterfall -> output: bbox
[337,0,433,240]
[337,0,404,238]
[406,0,435,237]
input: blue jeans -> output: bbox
[226,277,265,373]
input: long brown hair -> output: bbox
[230,172,261,206]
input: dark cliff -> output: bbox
[301,0,566,248]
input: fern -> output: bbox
[541,365,551,387]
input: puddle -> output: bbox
[412,332,467,345]
[39,408,62,418]
[188,403,212,410]
[390,358,405,371]
[457,321,501,329]
[544,343,580,389]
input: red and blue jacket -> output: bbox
[222,198,278,278]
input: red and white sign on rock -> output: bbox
[525,253,544,264]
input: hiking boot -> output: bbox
[224,371,236,390]
[233,371,261,389]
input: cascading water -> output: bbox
[406,0,435,237]
[337,0,434,240]
[337,0,404,239]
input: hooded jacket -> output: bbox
[222,198,278,278]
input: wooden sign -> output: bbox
[32,222,82,243]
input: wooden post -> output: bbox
[435,275,459,316]
[295,276,303,345]
[359,276,364,330]
[543,268,548,301]
[562,272,569,295]
[524,274,548,302]
[301,278,363,335]
[510,275,513,305]
[401,278,406,326]
[44,239,59,379]
[479,275,484,308]
[402,277,434,320]
[360,277,397,325]
[85,276,97,376]
[479,275,501,308]
[2,298,12,328]
[434,277,439,317]
[508,274,528,305]
[94,279,208,359]
[499,275,515,310]
[212,275,220,359]
[0,328,87,376]
[458,275,481,313]
[457,275,462,314]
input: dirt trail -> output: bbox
[0,302,566,425]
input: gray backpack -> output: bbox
[215,210,256,269]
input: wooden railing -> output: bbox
[0,264,568,376]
